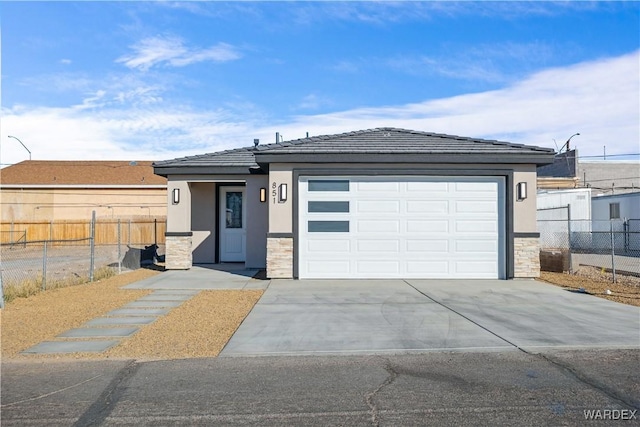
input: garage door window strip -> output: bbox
[308,221,350,232]
[308,180,349,192]
[308,201,350,213]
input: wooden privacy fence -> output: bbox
[0,218,167,245]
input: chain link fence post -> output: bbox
[566,204,573,273]
[610,220,617,283]
[89,211,96,282]
[42,240,48,290]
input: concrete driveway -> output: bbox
[220,279,640,356]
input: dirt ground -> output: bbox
[538,265,640,307]
[1,269,262,361]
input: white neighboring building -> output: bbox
[537,188,592,248]
[592,192,640,222]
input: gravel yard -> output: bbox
[1,269,263,360]
[538,265,640,307]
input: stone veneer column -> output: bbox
[514,236,540,278]
[267,235,293,279]
[165,232,193,270]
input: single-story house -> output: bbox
[0,160,167,221]
[153,128,555,279]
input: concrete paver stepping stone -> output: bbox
[58,327,139,338]
[84,317,157,327]
[137,294,194,301]
[151,290,200,296]
[106,308,171,317]
[122,300,184,309]
[22,340,120,354]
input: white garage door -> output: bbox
[298,176,505,279]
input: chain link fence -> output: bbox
[0,216,166,306]
[538,217,640,282]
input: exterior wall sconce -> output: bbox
[172,188,180,205]
[260,188,267,203]
[278,184,288,202]
[516,182,527,201]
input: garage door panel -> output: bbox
[406,239,449,252]
[356,239,400,252]
[455,220,497,233]
[455,261,498,275]
[307,261,351,275]
[356,261,400,274]
[406,200,449,213]
[357,220,400,233]
[356,182,399,192]
[406,182,448,192]
[307,239,350,253]
[299,176,504,279]
[406,261,450,275]
[455,240,498,253]
[456,200,497,214]
[407,220,449,233]
[357,200,400,213]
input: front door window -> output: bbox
[225,192,243,228]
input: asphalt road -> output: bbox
[2,349,639,426]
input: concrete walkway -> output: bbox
[220,279,640,357]
[22,265,269,355]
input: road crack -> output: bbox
[365,358,398,427]
[73,359,140,427]
[535,352,640,411]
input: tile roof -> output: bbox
[0,161,167,186]
[153,147,258,168]
[153,127,555,169]
[257,127,555,155]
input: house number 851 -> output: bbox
[272,182,277,203]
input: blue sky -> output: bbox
[1,1,639,165]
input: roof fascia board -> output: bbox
[254,153,555,165]
[153,166,256,176]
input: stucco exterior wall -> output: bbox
[512,167,538,233]
[190,182,216,263]
[267,165,294,233]
[166,179,192,233]
[246,175,269,269]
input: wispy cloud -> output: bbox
[265,50,640,156]
[2,51,638,165]
[295,93,331,111]
[116,36,241,71]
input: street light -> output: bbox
[559,132,580,153]
[7,135,32,160]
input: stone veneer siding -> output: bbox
[267,237,293,278]
[514,237,540,278]
[165,235,192,270]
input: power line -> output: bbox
[577,153,640,159]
